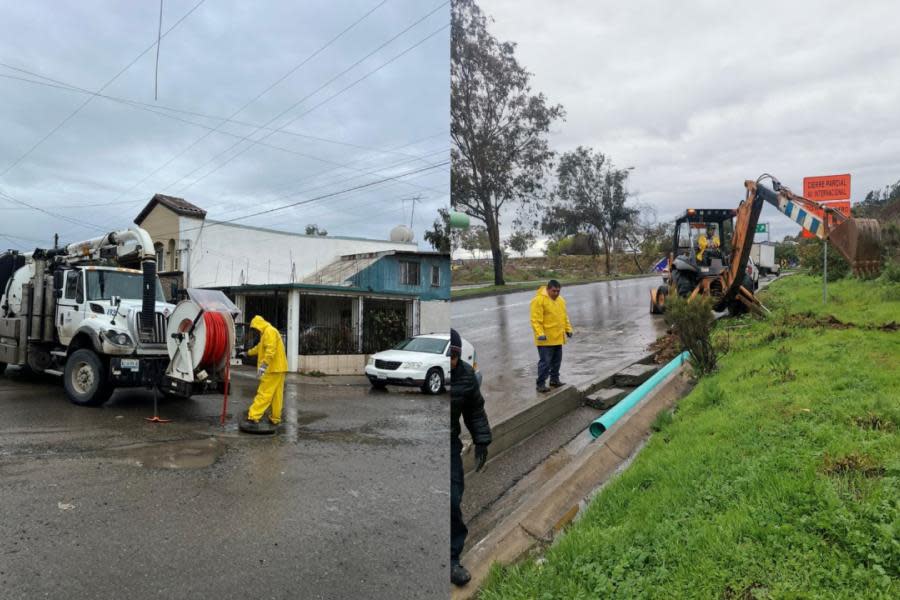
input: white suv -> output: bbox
[365,333,477,394]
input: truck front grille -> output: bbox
[136,312,168,344]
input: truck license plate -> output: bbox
[121,359,139,370]
[377,374,387,380]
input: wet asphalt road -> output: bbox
[452,276,667,424]
[0,367,448,600]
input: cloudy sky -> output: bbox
[479,0,900,244]
[0,0,449,252]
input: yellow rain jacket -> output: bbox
[247,315,288,373]
[530,286,573,346]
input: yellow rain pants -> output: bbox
[248,371,285,424]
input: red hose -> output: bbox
[201,311,229,367]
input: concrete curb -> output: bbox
[451,365,692,600]
[460,351,659,473]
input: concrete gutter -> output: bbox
[460,351,658,473]
[451,365,692,599]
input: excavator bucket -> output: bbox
[828,218,882,276]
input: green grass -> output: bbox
[478,275,900,599]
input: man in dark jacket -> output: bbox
[450,328,491,587]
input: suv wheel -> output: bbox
[421,368,444,395]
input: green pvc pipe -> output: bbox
[589,351,689,439]
[449,211,470,229]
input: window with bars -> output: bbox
[431,265,440,287]
[399,260,420,286]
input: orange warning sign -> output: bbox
[803,174,850,202]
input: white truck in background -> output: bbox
[0,227,179,406]
[750,242,779,277]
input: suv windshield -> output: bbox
[86,270,165,302]
[393,337,448,354]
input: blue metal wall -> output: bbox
[349,254,450,300]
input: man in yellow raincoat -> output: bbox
[529,280,574,393]
[240,315,288,433]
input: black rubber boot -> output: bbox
[451,564,471,587]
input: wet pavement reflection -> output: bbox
[0,367,449,599]
[453,276,667,424]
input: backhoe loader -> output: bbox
[650,175,882,315]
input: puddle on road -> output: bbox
[108,438,225,469]
[297,411,328,426]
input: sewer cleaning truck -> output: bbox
[0,226,233,406]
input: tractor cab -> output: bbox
[672,208,737,274]
[651,208,739,314]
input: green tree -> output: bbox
[542,147,637,274]
[424,208,454,254]
[305,224,327,236]
[451,0,564,285]
[505,230,536,257]
[461,225,491,260]
[798,238,850,281]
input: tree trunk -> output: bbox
[485,211,505,286]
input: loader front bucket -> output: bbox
[828,218,882,276]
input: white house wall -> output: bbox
[177,217,417,288]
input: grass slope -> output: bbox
[479,275,900,599]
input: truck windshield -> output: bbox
[85,271,165,302]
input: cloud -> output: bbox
[478,0,900,242]
[0,0,449,251]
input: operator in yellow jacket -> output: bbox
[240,315,288,433]
[529,280,574,393]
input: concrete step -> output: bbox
[584,387,630,410]
[613,363,658,387]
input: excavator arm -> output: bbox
[750,178,882,276]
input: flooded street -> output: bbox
[0,368,448,599]
[453,276,667,424]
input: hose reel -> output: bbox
[165,289,239,385]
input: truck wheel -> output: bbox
[64,349,113,407]
[421,368,444,395]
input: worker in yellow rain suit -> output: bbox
[529,280,574,393]
[240,315,288,434]
[696,233,708,262]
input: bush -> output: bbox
[798,238,850,281]
[879,259,900,283]
[663,294,718,376]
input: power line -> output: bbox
[150,160,448,241]
[0,188,108,234]
[0,69,448,205]
[196,147,449,225]
[178,20,450,194]
[81,0,389,222]
[169,2,449,194]
[48,137,447,241]
[0,0,208,180]
[0,66,434,164]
